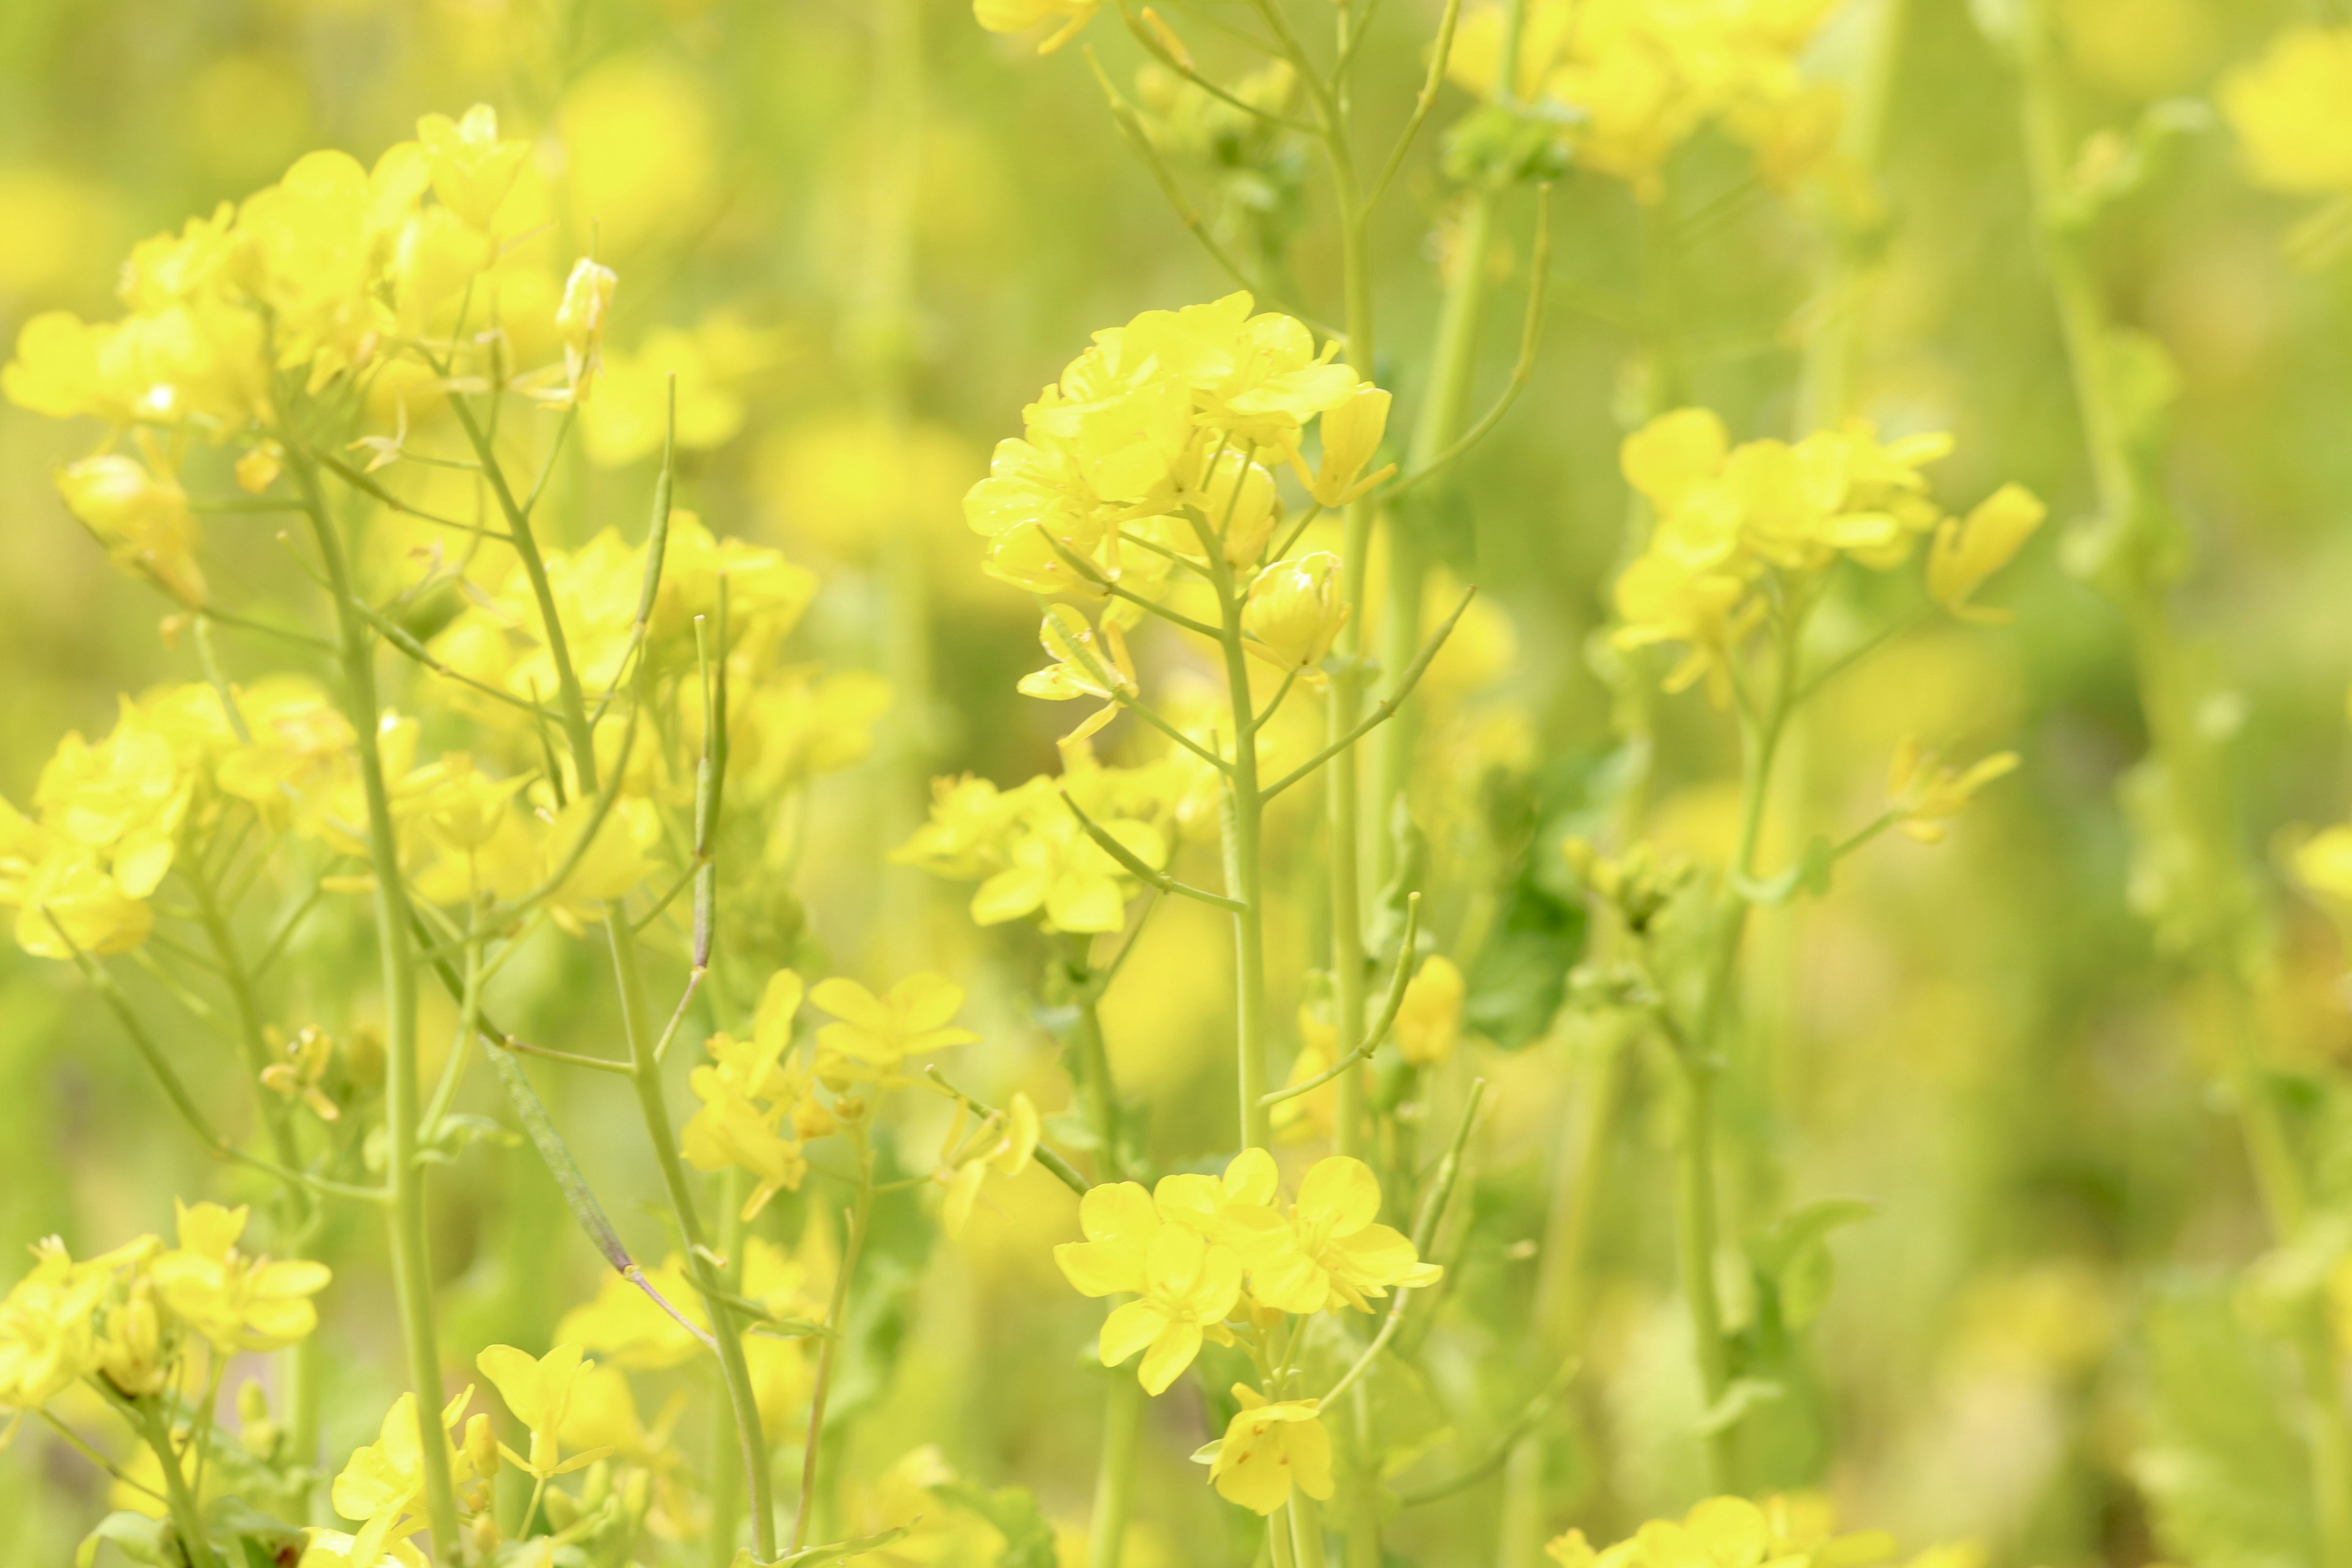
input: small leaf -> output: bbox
[77,1512,173,1568]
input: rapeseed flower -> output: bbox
[150,1199,331,1353]
[810,972,980,1087]
[476,1341,609,1482]
[1197,1384,1333,1515]
[1055,1183,1241,1393]
[2219,27,2352,196]
[1221,1155,1441,1314]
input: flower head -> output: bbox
[1222,1156,1441,1314]
[1928,484,2045,624]
[1197,1384,1333,1515]
[1055,1182,1242,1393]
[477,1341,610,1482]
[149,1200,331,1354]
[810,972,980,1088]
[1244,551,1349,682]
[1886,739,2019,845]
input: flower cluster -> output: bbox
[962,291,1388,612]
[894,758,1193,934]
[2,107,608,565]
[1611,408,2043,701]
[0,1203,328,1413]
[1055,1152,1439,1513]
[1448,0,1848,201]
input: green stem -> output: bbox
[1211,546,1274,1152]
[793,1128,875,1552]
[1088,1372,1143,1568]
[290,447,464,1560]
[137,1398,218,1568]
[610,917,777,1558]
[706,1167,749,1568]
[1063,943,1139,1568]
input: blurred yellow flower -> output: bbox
[1928,484,2045,624]
[1887,738,2019,845]
[150,1200,331,1353]
[477,1341,609,1481]
[974,0,1101,55]
[56,453,206,606]
[809,972,980,1087]
[1393,954,1465,1066]
[2220,27,2352,197]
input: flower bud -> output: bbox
[1310,383,1393,507]
[1243,550,1348,677]
[1928,483,2045,623]
[57,454,206,606]
[557,257,620,398]
[1198,449,1282,566]
[235,442,284,496]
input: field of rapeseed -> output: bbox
[4,1,2352,1565]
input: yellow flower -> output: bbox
[1019,606,1139,745]
[938,1091,1041,1238]
[476,1341,610,1482]
[415,104,529,230]
[556,1254,704,1371]
[892,774,1036,881]
[974,0,1101,55]
[1928,484,2045,624]
[1056,1182,1242,1395]
[1195,448,1284,567]
[1244,551,1349,681]
[1197,1384,1333,1516]
[554,256,619,402]
[330,1387,477,1566]
[1393,954,1465,1066]
[56,454,206,606]
[1153,1146,1282,1243]
[1305,383,1395,507]
[1886,739,2019,845]
[973,787,1163,935]
[2295,824,2352,902]
[1221,1156,1440,1314]
[0,1240,106,1409]
[2219,27,2352,196]
[681,970,812,1221]
[149,1199,331,1353]
[809,972,981,1087]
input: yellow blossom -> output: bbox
[938,1091,1041,1238]
[330,1387,477,1566]
[1244,551,1348,681]
[477,1341,610,1481]
[149,1200,331,1353]
[974,0,1101,55]
[1018,606,1138,744]
[56,454,206,606]
[1221,1155,1440,1314]
[1393,954,1465,1066]
[1197,1384,1333,1516]
[1305,383,1395,507]
[809,972,980,1087]
[1928,484,2045,624]
[1886,739,2019,845]
[1055,1183,1241,1393]
[415,104,529,230]
[2219,27,2352,196]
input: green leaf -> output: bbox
[1747,1197,1875,1333]
[76,1512,173,1568]
[2134,1283,2317,1568]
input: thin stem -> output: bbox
[288,442,465,1557]
[1260,589,1476,802]
[136,1397,219,1568]
[1388,185,1554,500]
[792,1134,875,1552]
[1061,788,1246,913]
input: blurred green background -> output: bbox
[5,0,2351,1563]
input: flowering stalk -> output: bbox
[488,415,779,1556]
[2012,8,2352,1562]
[285,442,467,1558]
